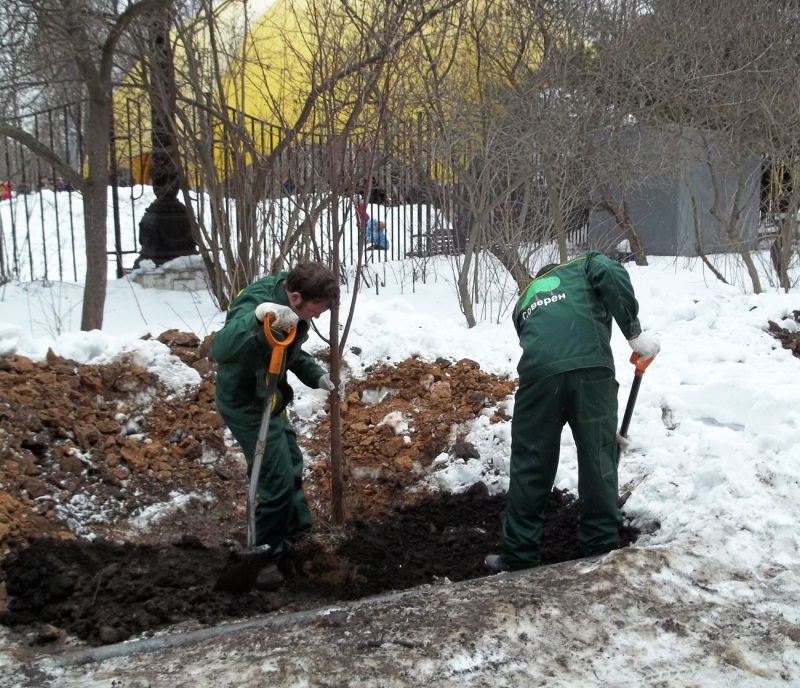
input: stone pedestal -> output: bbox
[130,256,208,292]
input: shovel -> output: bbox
[619,351,656,439]
[214,315,297,594]
[617,351,655,506]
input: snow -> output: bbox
[2,198,800,684]
[127,491,215,531]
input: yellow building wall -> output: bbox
[113,0,545,185]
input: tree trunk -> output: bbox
[329,275,345,526]
[327,148,346,526]
[777,193,798,291]
[598,184,648,266]
[707,163,761,294]
[488,242,532,294]
[456,210,482,328]
[543,159,568,262]
[80,101,111,331]
[688,189,729,285]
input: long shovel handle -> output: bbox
[246,315,297,548]
[247,374,278,548]
[619,352,656,438]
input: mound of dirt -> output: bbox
[0,329,643,649]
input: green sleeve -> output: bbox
[585,252,642,339]
[289,346,326,389]
[210,293,267,364]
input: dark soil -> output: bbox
[1,490,639,647]
[0,325,706,650]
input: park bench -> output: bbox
[406,228,457,257]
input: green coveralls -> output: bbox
[211,273,326,562]
[501,251,642,569]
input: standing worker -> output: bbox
[212,262,339,590]
[486,251,660,572]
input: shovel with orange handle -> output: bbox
[617,352,656,507]
[215,315,297,594]
[619,352,656,441]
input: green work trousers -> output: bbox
[221,410,312,562]
[501,367,622,569]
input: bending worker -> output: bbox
[212,261,339,590]
[486,251,660,572]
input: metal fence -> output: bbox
[0,103,86,282]
[1,100,594,284]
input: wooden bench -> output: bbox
[406,230,456,257]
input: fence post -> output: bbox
[109,109,125,278]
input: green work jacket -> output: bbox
[513,251,642,381]
[212,273,325,424]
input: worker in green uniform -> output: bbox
[212,262,339,590]
[486,251,660,572]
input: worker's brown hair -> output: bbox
[535,263,560,278]
[285,262,340,308]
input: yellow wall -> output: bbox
[113,0,546,184]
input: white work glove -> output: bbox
[616,432,631,452]
[628,332,660,360]
[254,303,299,332]
[318,373,336,392]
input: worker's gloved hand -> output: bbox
[628,332,660,360]
[255,303,299,332]
[616,432,631,452]
[318,373,335,392]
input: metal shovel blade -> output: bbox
[213,542,273,594]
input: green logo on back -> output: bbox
[520,275,561,309]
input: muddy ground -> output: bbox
[2,314,796,651]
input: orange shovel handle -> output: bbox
[619,351,656,440]
[630,352,655,377]
[263,314,297,375]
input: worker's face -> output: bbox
[288,292,330,321]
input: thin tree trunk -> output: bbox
[688,188,729,284]
[543,159,568,262]
[329,266,345,526]
[598,184,648,266]
[707,163,761,293]
[456,209,482,328]
[777,192,798,291]
[81,101,112,331]
[327,138,346,526]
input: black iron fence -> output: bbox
[0,103,86,282]
[1,100,593,284]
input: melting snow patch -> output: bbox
[446,646,506,677]
[378,411,409,435]
[54,492,124,538]
[128,491,214,531]
[123,339,201,391]
[361,387,393,404]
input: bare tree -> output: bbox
[598,0,800,291]
[0,0,166,330]
[408,0,613,323]
[409,0,548,325]
[752,6,800,291]
[122,0,462,310]
[571,0,681,267]
[135,0,462,522]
